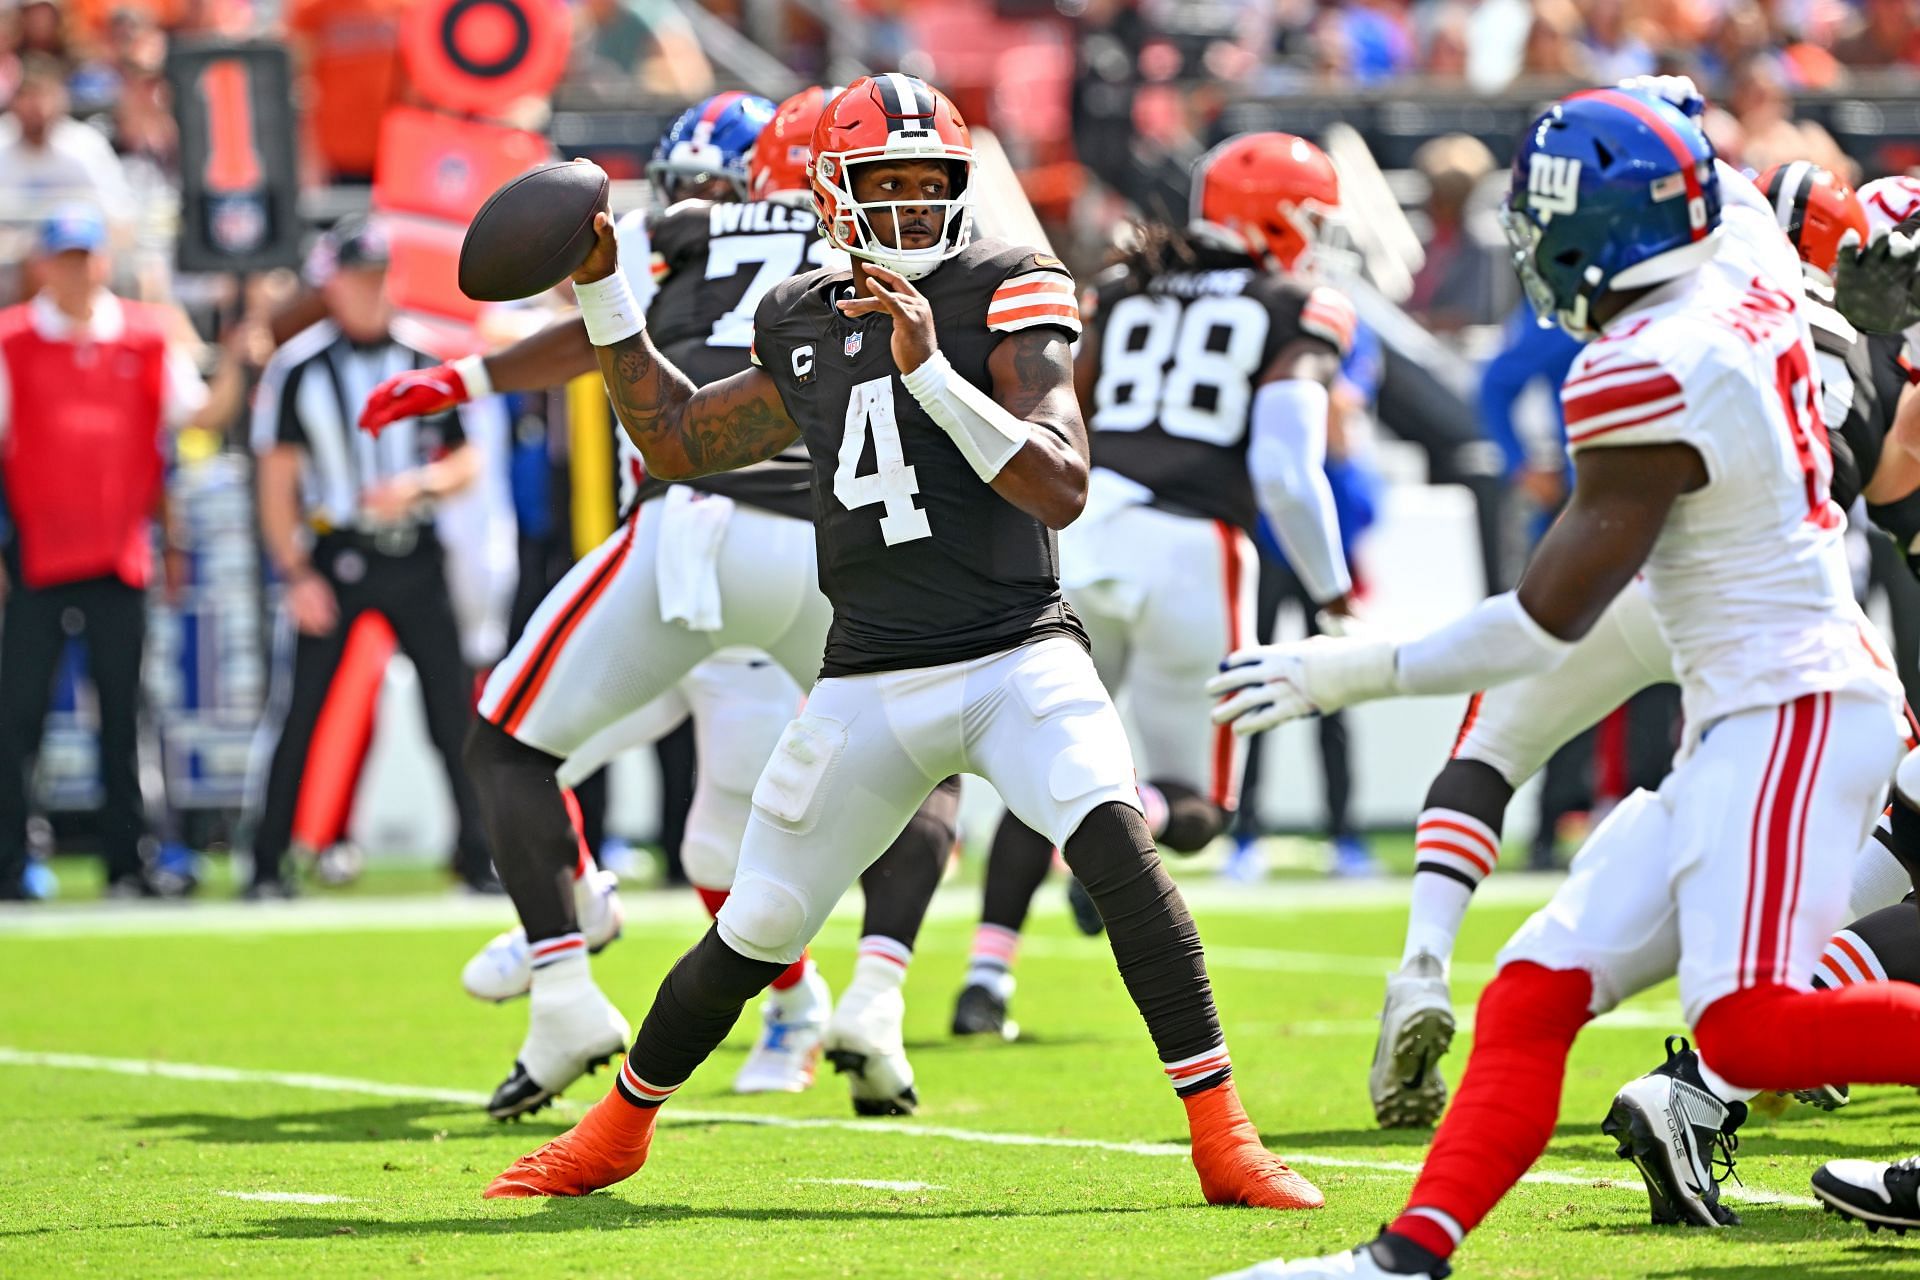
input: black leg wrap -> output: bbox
[860,774,959,950]
[1888,797,1920,901]
[622,926,785,1097]
[980,810,1055,932]
[1828,900,1920,986]
[462,718,575,942]
[1422,757,1515,825]
[1147,778,1230,854]
[1062,800,1222,1064]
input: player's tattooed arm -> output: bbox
[595,335,800,480]
[986,326,1091,528]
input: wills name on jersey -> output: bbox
[750,237,1087,677]
[1560,200,1901,731]
[627,198,838,519]
[1086,244,1356,532]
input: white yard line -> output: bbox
[0,1046,1816,1209]
[0,875,1566,941]
[216,1191,353,1204]
[797,1178,946,1192]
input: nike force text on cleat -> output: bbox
[733,967,829,1094]
[1370,951,1454,1129]
[1601,1035,1744,1227]
[824,982,917,1116]
[487,984,630,1120]
[1812,1157,1920,1233]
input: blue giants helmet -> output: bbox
[1501,87,1721,339]
[647,91,776,206]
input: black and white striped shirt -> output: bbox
[249,320,465,531]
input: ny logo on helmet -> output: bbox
[1528,154,1582,221]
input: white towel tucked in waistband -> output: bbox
[656,486,736,631]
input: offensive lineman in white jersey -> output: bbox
[1205,84,1920,1280]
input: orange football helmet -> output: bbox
[810,73,974,280]
[1190,132,1340,274]
[1758,161,1868,283]
[748,84,843,204]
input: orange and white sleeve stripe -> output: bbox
[987,271,1081,337]
[1300,285,1357,355]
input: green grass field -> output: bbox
[3,845,1916,1280]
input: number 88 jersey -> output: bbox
[1088,244,1356,533]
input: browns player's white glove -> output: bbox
[1206,634,1399,735]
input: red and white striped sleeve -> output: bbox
[1299,285,1357,356]
[1560,351,1688,451]
[987,270,1081,338]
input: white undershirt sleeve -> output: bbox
[1392,591,1575,696]
[1246,378,1352,604]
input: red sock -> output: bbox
[1695,980,1920,1090]
[1388,962,1593,1260]
[560,788,593,881]
[691,886,808,990]
[768,951,812,991]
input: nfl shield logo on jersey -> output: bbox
[844,330,864,358]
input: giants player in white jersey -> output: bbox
[1362,158,1920,1143]
[951,132,1359,1039]
[360,88,959,1119]
[1205,85,1920,1280]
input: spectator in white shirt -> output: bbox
[0,57,135,241]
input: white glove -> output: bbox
[1206,635,1399,736]
[1615,75,1705,119]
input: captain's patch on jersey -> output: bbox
[988,272,1082,337]
[1528,154,1582,220]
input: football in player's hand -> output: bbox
[458,160,610,302]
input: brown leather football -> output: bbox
[457,160,610,302]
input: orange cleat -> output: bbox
[1185,1079,1326,1210]
[483,1089,658,1198]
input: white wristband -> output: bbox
[900,350,1032,483]
[451,352,493,400]
[573,271,645,347]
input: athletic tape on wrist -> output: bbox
[451,353,492,400]
[573,272,645,347]
[900,351,1031,483]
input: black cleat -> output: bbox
[1065,876,1104,936]
[1601,1035,1745,1227]
[487,1049,618,1121]
[951,982,1018,1041]
[1813,1157,1920,1234]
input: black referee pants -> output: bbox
[0,571,148,892]
[247,532,491,887]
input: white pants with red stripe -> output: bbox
[718,637,1141,964]
[477,496,830,759]
[1451,578,1673,785]
[1063,503,1256,810]
[555,650,801,891]
[1499,691,1904,1023]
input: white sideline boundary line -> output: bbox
[217,1190,353,1204]
[0,1046,1817,1209]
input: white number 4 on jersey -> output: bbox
[835,376,932,545]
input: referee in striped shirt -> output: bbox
[244,216,497,898]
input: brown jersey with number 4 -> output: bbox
[750,237,1088,677]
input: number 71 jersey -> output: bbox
[1087,245,1357,533]
[750,237,1090,678]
